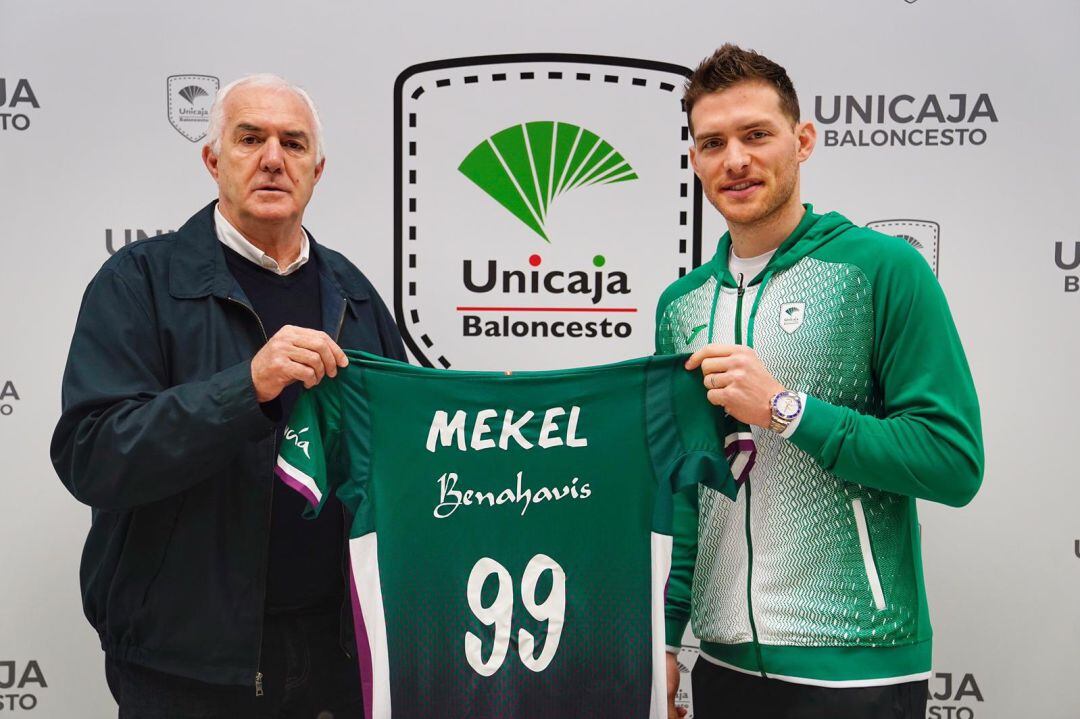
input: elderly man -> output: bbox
[51,74,405,717]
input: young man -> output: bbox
[657,45,983,718]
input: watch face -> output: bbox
[773,392,802,420]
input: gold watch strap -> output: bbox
[768,415,791,434]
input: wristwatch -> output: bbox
[768,390,803,434]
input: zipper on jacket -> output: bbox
[229,292,348,694]
[743,478,765,675]
[732,273,766,675]
[226,295,275,697]
[228,296,270,349]
[734,273,745,344]
[332,299,347,342]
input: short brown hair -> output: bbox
[684,44,800,132]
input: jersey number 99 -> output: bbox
[465,554,566,676]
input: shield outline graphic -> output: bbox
[167,74,219,142]
[393,53,703,368]
[779,302,805,334]
[866,219,940,276]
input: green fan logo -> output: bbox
[458,121,638,242]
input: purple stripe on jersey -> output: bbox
[724,438,757,456]
[736,452,756,484]
[273,465,320,508]
[348,557,375,719]
[724,438,757,485]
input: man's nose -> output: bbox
[260,137,284,172]
[723,142,750,173]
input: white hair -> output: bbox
[205,74,325,162]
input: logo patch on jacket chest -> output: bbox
[779,302,805,333]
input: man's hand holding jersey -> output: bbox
[251,325,349,402]
[686,343,785,427]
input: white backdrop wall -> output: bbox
[1,1,1078,717]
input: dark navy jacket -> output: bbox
[50,202,406,686]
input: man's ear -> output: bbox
[689,143,702,180]
[795,121,817,163]
[202,144,219,181]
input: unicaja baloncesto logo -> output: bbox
[459,121,638,242]
[815,93,998,149]
[867,219,940,276]
[167,74,219,142]
[458,120,635,339]
[779,302,805,334]
[395,54,701,370]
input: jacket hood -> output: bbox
[709,204,854,288]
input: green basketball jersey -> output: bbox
[275,352,733,719]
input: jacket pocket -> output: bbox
[106,494,187,646]
[138,494,186,609]
[851,498,887,611]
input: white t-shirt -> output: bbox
[725,246,804,438]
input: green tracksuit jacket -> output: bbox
[656,205,984,686]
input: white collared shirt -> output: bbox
[214,206,310,276]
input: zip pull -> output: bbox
[333,297,348,342]
[255,671,264,697]
[733,272,747,346]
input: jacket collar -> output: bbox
[169,201,370,302]
[709,203,822,289]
